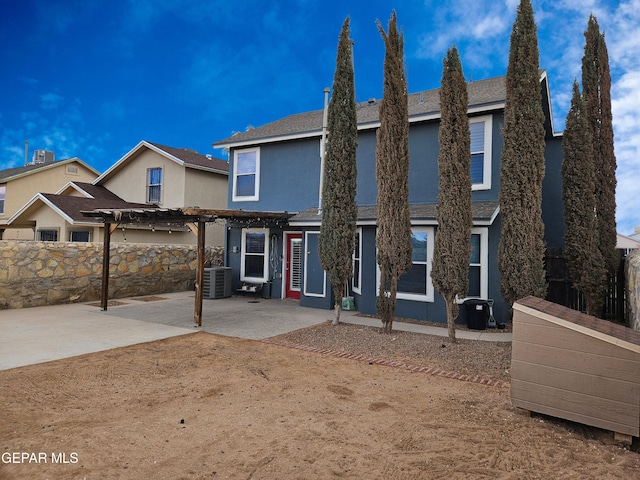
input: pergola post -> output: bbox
[194,219,205,326]
[100,222,111,311]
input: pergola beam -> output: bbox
[81,207,294,323]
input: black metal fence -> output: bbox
[545,248,627,322]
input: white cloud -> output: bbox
[40,93,64,110]
[415,1,515,76]
[606,1,640,233]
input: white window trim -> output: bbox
[470,227,489,299]
[232,147,260,202]
[376,226,435,303]
[0,185,5,214]
[240,228,269,283]
[146,167,163,204]
[352,227,362,294]
[470,114,492,191]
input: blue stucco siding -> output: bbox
[542,135,565,249]
[228,138,322,212]
[354,131,377,206]
[354,123,442,206]
[408,123,441,204]
[228,112,506,213]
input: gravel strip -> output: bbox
[271,320,512,384]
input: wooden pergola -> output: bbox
[81,207,293,326]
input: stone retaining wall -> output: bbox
[0,241,224,309]
[627,250,640,331]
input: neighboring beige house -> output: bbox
[0,155,99,240]
[8,182,152,242]
[8,141,229,245]
[617,232,640,253]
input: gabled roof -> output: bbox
[148,142,229,172]
[94,140,228,184]
[214,75,508,148]
[617,233,640,250]
[8,183,151,226]
[0,158,99,183]
[289,201,499,226]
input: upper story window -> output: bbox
[233,148,260,201]
[147,167,162,204]
[0,185,5,214]
[470,115,492,191]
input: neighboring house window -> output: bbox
[377,227,434,302]
[470,115,492,191]
[0,185,5,214]
[233,148,260,201]
[241,229,269,283]
[70,231,90,242]
[468,227,489,299]
[352,228,362,294]
[38,229,58,241]
[147,167,163,203]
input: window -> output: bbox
[0,185,5,214]
[468,228,489,298]
[38,229,58,241]
[352,228,362,294]
[470,115,492,190]
[233,148,260,201]
[241,229,269,282]
[147,167,162,204]
[377,227,435,302]
[70,231,90,242]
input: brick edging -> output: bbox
[260,338,509,389]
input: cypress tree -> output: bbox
[375,11,412,334]
[318,17,358,326]
[431,46,472,342]
[562,80,607,316]
[582,15,617,278]
[498,0,547,311]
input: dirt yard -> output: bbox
[2,326,639,479]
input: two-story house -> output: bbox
[213,72,565,323]
[8,141,230,245]
[0,154,99,240]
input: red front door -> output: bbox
[285,234,303,299]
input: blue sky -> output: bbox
[1,0,638,234]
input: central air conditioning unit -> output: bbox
[203,267,232,299]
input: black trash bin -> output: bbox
[262,280,272,299]
[464,299,490,330]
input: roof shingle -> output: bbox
[289,201,499,224]
[214,76,506,146]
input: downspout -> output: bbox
[318,87,330,214]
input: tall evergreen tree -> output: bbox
[582,14,617,278]
[498,0,547,311]
[318,17,358,326]
[431,46,472,342]
[375,11,412,334]
[562,80,607,316]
